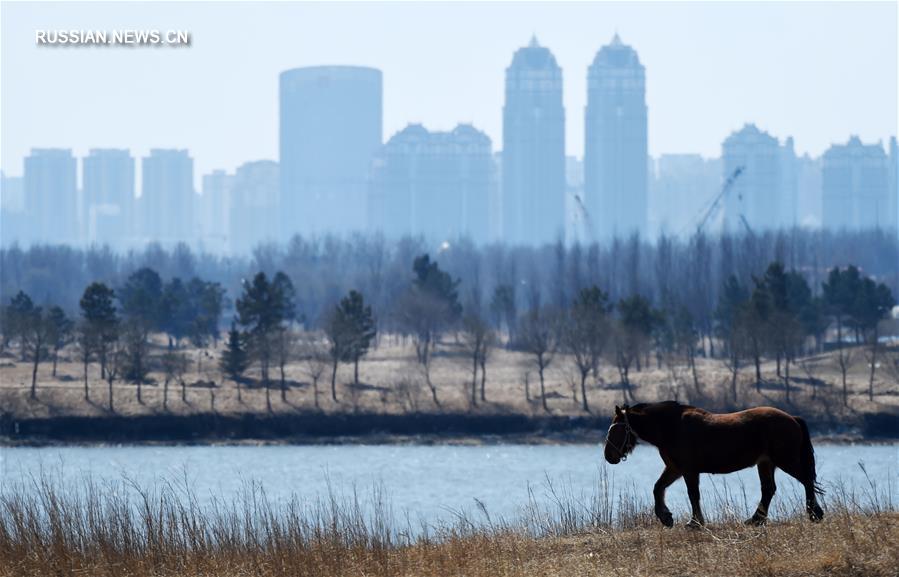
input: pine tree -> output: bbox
[324,290,377,401]
[220,324,249,397]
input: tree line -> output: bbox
[1,228,895,338]
[2,248,894,413]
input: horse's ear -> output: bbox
[614,405,621,416]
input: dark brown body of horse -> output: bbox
[604,401,824,527]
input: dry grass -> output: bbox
[1,338,897,424]
[1,472,896,577]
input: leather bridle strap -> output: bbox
[606,415,635,461]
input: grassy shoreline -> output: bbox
[1,473,896,577]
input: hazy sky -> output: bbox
[2,1,897,185]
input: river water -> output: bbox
[1,443,896,527]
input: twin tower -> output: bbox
[505,34,647,245]
[279,34,647,246]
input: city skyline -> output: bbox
[2,1,896,185]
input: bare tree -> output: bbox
[20,307,53,399]
[298,332,329,409]
[564,286,611,413]
[161,350,188,410]
[121,320,151,404]
[835,346,856,404]
[611,295,658,403]
[721,315,749,404]
[461,306,494,407]
[75,323,93,401]
[478,329,494,403]
[104,338,125,412]
[274,327,297,403]
[798,355,822,401]
[518,308,560,412]
[395,376,423,413]
[394,290,450,407]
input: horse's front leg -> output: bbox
[653,466,682,527]
[683,472,705,528]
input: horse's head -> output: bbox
[604,405,638,464]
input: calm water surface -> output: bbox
[1,443,896,526]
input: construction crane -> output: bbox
[689,166,744,236]
[573,193,596,243]
[739,213,755,237]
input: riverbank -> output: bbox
[2,409,898,446]
[1,473,896,577]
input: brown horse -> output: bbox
[604,401,824,527]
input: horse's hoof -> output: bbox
[657,511,674,527]
[808,505,824,522]
[744,516,767,526]
[685,519,703,530]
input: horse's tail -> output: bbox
[796,416,824,496]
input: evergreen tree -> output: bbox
[324,290,376,400]
[413,254,462,322]
[490,284,517,345]
[46,305,73,377]
[5,291,36,358]
[80,282,119,381]
[119,267,163,331]
[160,277,190,348]
[220,323,249,386]
[236,271,294,410]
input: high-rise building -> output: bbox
[83,149,135,246]
[199,169,234,254]
[279,66,382,240]
[796,154,823,229]
[139,149,195,246]
[1,172,27,246]
[648,154,722,238]
[890,137,898,232]
[368,123,493,244]
[566,156,587,244]
[0,172,24,214]
[488,152,503,243]
[24,148,78,245]
[230,160,280,254]
[721,124,797,233]
[502,37,565,246]
[585,33,648,241]
[822,136,894,231]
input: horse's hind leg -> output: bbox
[684,472,705,528]
[804,483,824,522]
[772,456,824,523]
[746,460,776,525]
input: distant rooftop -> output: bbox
[509,35,560,71]
[591,33,642,69]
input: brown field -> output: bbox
[1,473,896,577]
[0,338,899,418]
[1,336,898,424]
[2,341,897,576]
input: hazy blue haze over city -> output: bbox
[3,1,895,176]
[1,1,897,252]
